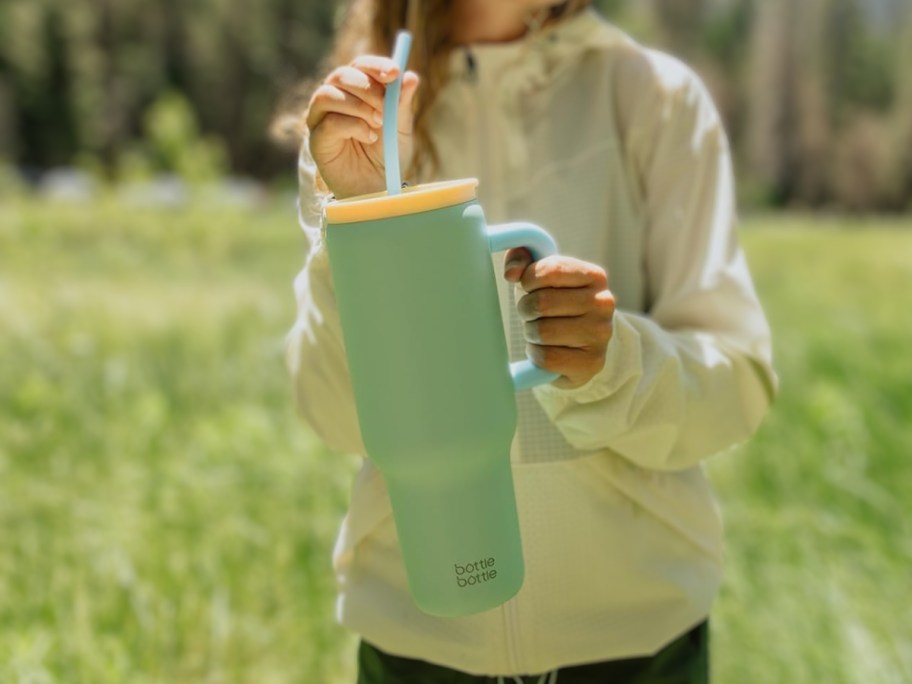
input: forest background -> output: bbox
[1,0,911,212]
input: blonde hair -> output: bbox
[300,0,592,180]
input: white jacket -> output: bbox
[287,9,776,677]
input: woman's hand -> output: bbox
[306,56,420,200]
[504,249,616,389]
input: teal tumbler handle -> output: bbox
[487,222,562,391]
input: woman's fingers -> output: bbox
[520,256,609,292]
[513,269,616,387]
[309,112,378,152]
[525,343,607,389]
[307,64,420,135]
[517,286,610,321]
[524,314,614,348]
[327,66,386,110]
[349,55,404,83]
[503,248,534,282]
[307,83,383,132]
[306,61,391,133]
[303,55,419,200]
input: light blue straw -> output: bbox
[384,31,413,196]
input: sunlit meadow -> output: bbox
[1,198,909,683]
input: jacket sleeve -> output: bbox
[532,52,777,472]
[285,147,366,455]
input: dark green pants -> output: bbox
[357,621,708,683]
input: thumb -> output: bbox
[503,248,533,283]
[398,71,420,133]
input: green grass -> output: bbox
[1,199,910,683]
[0,197,358,683]
[711,216,912,683]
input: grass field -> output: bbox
[1,198,910,683]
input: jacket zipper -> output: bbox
[503,596,523,673]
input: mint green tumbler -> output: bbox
[323,178,559,617]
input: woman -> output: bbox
[287,1,776,682]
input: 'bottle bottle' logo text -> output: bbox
[454,557,497,587]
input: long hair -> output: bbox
[295,0,592,181]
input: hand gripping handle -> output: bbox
[487,222,561,391]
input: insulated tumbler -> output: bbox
[323,178,559,617]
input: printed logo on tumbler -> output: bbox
[454,557,498,588]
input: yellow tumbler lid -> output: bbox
[324,179,479,225]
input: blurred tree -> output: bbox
[651,0,706,57]
[139,90,228,183]
[824,0,898,119]
[742,0,910,211]
[8,4,80,170]
[822,0,905,210]
[896,10,912,208]
[0,0,338,179]
[0,0,910,211]
[683,0,753,175]
[788,0,832,207]
[746,0,799,205]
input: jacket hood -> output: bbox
[446,9,629,95]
